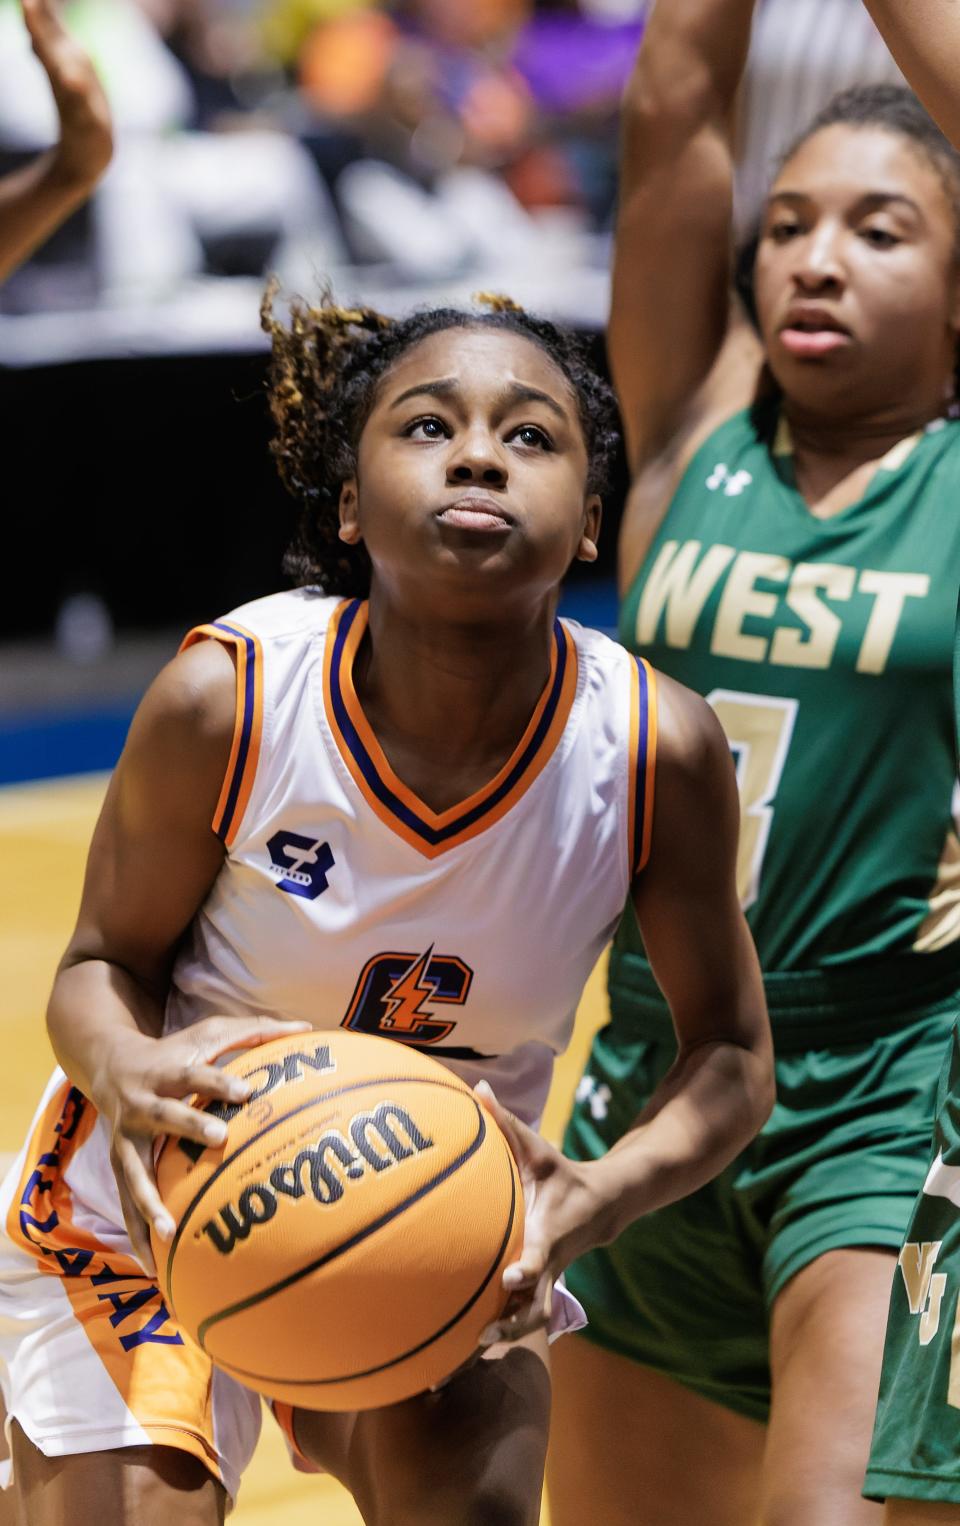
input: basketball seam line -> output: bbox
[210,1124,519,1389]
[194,1096,486,1346]
[163,1074,472,1304]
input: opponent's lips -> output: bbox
[780,304,852,336]
[436,495,515,530]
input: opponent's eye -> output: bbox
[510,424,552,450]
[405,416,449,440]
[860,225,900,250]
[768,219,803,244]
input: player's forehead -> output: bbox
[374,326,578,418]
[771,123,948,217]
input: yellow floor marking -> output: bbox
[0,773,610,1524]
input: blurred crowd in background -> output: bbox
[0,0,906,334]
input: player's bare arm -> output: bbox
[611,0,762,472]
[0,0,113,285]
[478,677,773,1343]
[46,641,308,1270]
[860,2,960,148]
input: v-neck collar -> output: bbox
[322,599,579,858]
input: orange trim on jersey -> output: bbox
[322,599,579,858]
[180,621,264,847]
[628,658,658,877]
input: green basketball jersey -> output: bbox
[618,407,960,977]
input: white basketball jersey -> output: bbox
[167,590,657,1126]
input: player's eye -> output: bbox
[405,416,449,440]
[510,424,552,450]
[768,219,803,244]
[860,225,900,249]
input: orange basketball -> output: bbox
[152,1030,524,1411]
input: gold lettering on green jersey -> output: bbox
[899,1241,943,1317]
[898,1240,947,1346]
[635,541,736,649]
[856,571,930,675]
[769,563,856,670]
[710,552,789,663]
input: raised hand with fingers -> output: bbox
[0,0,113,283]
[22,0,113,189]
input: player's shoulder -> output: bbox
[654,669,732,791]
[214,586,342,643]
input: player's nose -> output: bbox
[446,428,508,487]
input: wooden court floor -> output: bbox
[0,774,609,1524]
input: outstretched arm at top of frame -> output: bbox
[477,675,773,1344]
[860,2,960,149]
[47,640,309,1273]
[0,0,113,285]
[610,0,763,476]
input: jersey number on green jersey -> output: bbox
[708,690,798,910]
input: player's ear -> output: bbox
[576,495,601,564]
[339,477,362,545]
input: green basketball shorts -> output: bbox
[865,1019,960,1505]
[563,954,958,1423]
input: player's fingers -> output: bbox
[111,1135,172,1271]
[474,1080,539,1167]
[154,1060,252,1106]
[502,1234,548,1292]
[191,1015,312,1064]
[128,1092,229,1150]
[480,1273,552,1346]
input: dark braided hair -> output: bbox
[260,285,620,596]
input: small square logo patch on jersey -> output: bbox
[266,831,335,900]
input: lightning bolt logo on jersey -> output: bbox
[342,947,476,1053]
[166,592,657,1126]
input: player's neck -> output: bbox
[356,596,557,812]
[782,396,942,470]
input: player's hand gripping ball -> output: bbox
[151,1031,524,1410]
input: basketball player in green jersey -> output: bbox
[0,0,112,284]
[549,3,960,1523]
[844,9,960,1521]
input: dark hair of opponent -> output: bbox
[261,287,621,597]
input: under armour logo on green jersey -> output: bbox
[576,1074,611,1122]
[899,1241,947,1345]
[706,463,753,497]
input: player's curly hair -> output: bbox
[260,285,620,596]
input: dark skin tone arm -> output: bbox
[611,0,764,589]
[47,638,310,1275]
[0,0,113,285]
[480,674,773,1342]
[859,2,960,148]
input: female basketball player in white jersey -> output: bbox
[0,294,772,1523]
[0,0,112,285]
[551,3,960,1524]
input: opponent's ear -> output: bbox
[576,495,601,564]
[338,478,362,545]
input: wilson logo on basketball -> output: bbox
[178,1043,337,1163]
[199,1102,435,1255]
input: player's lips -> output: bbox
[435,495,515,533]
[778,305,853,358]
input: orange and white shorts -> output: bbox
[0,1071,262,1502]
